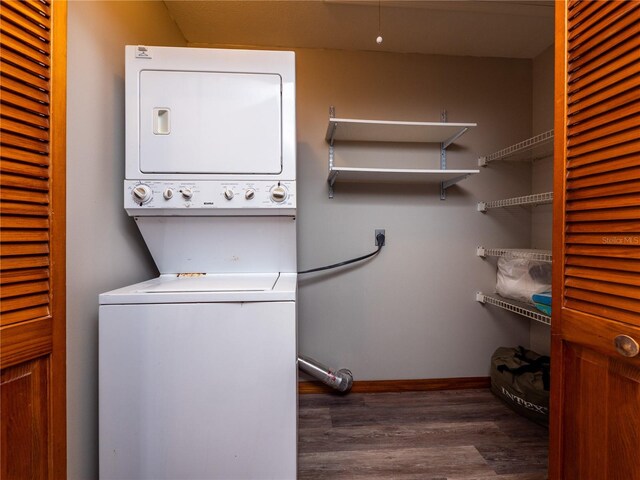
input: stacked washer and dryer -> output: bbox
[99,46,298,479]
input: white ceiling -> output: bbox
[163,0,555,59]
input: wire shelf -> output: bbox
[325,118,476,145]
[476,292,551,325]
[478,130,554,166]
[478,192,553,211]
[476,247,552,262]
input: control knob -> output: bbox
[163,188,173,200]
[181,188,193,200]
[271,185,288,203]
[132,184,152,204]
[224,189,234,200]
[245,189,255,200]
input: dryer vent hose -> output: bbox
[298,354,353,393]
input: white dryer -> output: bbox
[99,46,297,480]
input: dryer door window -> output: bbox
[139,70,282,174]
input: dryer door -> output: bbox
[139,70,282,174]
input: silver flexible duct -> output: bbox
[298,354,353,393]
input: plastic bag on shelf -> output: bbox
[496,257,551,304]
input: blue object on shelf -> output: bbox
[534,302,551,316]
[532,291,551,306]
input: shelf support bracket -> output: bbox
[328,145,336,198]
[327,166,338,199]
[440,110,448,200]
[442,173,471,191]
[442,127,468,150]
[328,106,336,198]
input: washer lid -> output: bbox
[99,273,296,304]
[140,273,278,293]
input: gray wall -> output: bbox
[66,2,185,478]
[293,49,534,379]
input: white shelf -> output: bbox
[476,247,552,263]
[476,292,551,326]
[326,118,477,147]
[478,192,553,211]
[325,114,478,199]
[328,166,478,186]
[478,129,554,166]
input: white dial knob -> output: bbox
[163,188,173,200]
[224,189,234,200]
[245,189,255,200]
[271,185,287,203]
[181,188,193,200]
[132,184,152,204]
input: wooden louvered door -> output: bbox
[0,0,66,478]
[550,1,640,479]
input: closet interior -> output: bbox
[62,1,564,478]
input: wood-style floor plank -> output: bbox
[298,445,496,479]
[298,389,548,480]
[299,421,505,454]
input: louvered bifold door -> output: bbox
[550,1,640,478]
[563,0,640,325]
[1,0,52,329]
[1,0,66,478]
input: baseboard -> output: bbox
[298,376,491,394]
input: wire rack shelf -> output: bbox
[476,292,551,325]
[478,192,553,211]
[478,130,554,166]
[476,247,552,262]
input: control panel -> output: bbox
[125,180,296,213]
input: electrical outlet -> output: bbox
[375,229,386,246]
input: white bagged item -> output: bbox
[496,256,552,304]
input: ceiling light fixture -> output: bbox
[376,0,383,44]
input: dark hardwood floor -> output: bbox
[298,388,548,479]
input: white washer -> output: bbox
[99,46,298,479]
[99,274,297,479]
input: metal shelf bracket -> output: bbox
[440,110,447,200]
[328,106,336,198]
